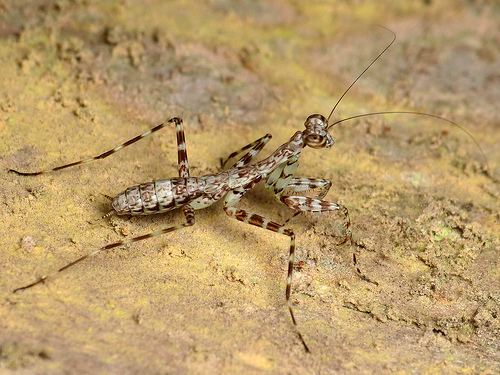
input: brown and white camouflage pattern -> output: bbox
[12,28,486,354]
[12,114,349,353]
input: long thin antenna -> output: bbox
[326,26,396,122]
[327,111,490,172]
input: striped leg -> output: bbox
[223,188,310,353]
[13,204,196,293]
[283,178,332,199]
[220,133,272,169]
[280,196,351,245]
[282,195,373,283]
[9,118,180,176]
[173,117,190,178]
[281,178,332,224]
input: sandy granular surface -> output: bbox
[0,1,498,374]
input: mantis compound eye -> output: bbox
[305,134,326,148]
[305,113,328,128]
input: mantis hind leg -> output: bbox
[9,118,179,176]
[13,205,196,293]
[173,117,191,178]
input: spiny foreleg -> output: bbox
[278,193,381,286]
[280,177,332,224]
[280,195,351,245]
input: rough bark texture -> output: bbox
[0,1,498,374]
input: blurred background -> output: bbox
[0,1,498,374]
